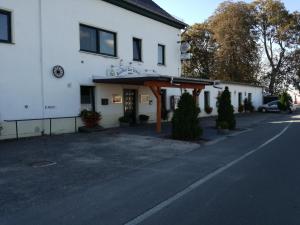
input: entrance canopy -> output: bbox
[93,75,214,133]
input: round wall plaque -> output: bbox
[52,65,65,78]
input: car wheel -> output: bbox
[262,108,267,113]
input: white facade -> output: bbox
[0,0,263,140]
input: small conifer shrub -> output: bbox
[172,92,202,140]
[216,87,236,130]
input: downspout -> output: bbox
[38,0,46,135]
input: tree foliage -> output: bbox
[183,0,300,94]
[209,1,260,83]
[183,1,260,83]
[252,0,300,94]
[216,87,236,130]
[172,92,202,140]
[182,23,216,79]
[278,91,293,111]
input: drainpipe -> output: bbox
[38,0,46,135]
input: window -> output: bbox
[99,30,116,56]
[238,92,243,106]
[0,9,12,43]
[204,91,210,108]
[80,25,97,52]
[158,44,165,65]
[80,24,116,57]
[80,86,95,111]
[248,93,252,102]
[80,86,93,104]
[133,38,142,61]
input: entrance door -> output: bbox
[161,89,167,120]
[124,89,137,123]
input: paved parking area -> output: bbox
[0,112,288,216]
[0,131,199,215]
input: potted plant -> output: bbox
[80,110,102,128]
[238,105,244,113]
[119,116,130,127]
[205,106,213,114]
[139,114,150,124]
[217,121,230,134]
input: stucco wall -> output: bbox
[0,0,181,122]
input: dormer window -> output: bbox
[0,9,12,43]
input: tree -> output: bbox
[172,92,202,140]
[209,1,260,83]
[216,87,236,130]
[278,91,293,111]
[285,49,300,91]
[252,0,300,94]
[182,23,216,79]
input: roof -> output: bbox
[102,0,187,29]
[93,75,214,86]
[220,81,263,88]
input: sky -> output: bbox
[154,0,300,25]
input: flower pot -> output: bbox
[83,117,100,128]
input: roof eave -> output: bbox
[102,0,187,29]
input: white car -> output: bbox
[259,100,297,113]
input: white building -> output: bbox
[0,0,263,140]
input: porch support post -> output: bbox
[193,88,202,106]
[149,85,162,133]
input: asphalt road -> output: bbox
[1,111,300,225]
[139,115,300,225]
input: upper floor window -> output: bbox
[80,24,117,57]
[158,44,165,65]
[0,9,12,43]
[133,38,142,61]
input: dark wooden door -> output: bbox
[161,89,167,120]
[124,89,137,123]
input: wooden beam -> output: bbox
[149,85,162,133]
[144,81,204,90]
[193,88,202,106]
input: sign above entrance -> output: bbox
[106,61,159,77]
